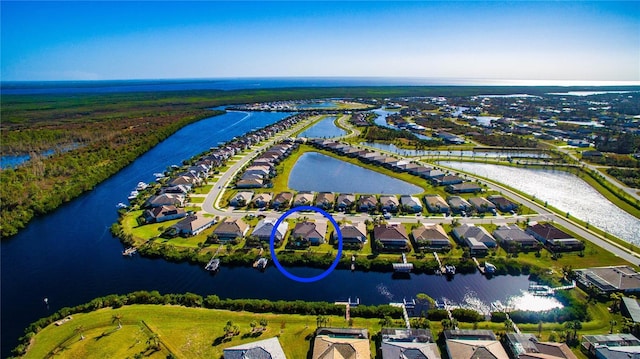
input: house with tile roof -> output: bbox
[358,195,379,212]
[315,192,335,210]
[381,328,441,359]
[336,222,368,245]
[374,223,410,250]
[444,330,508,359]
[291,221,328,245]
[213,218,249,241]
[312,328,370,359]
[336,193,356,211]
[399,195,422,213]
[251,218,289,243]
[223,337,287,359]
[504,333,577,359]
[412,224,451,251]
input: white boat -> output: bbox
[127,191,139,201]
[205,258,220,271]
[445,265,456,275]
[136,182,148,191]
[254,257,268,270]
[116,202,128,209]
[122,247,137,256]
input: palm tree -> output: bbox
[610,319,618,334]
[112,313,123,330]
[610,292,623,312]
[75,325,85,340]
[146,333,160,350]
[259,318,268,331]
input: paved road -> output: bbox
[552,144,640,202]
[201,114,640,265]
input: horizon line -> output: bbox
[2,76,640,87]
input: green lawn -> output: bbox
[23,305,386,359]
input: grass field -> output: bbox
[23,305,385,359]
[22,300,625,359]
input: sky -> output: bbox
[1,1,639,83]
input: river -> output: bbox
[0,111,564,357]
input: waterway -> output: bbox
[439,161,640,245]
[297,116,346,138]
[0,110,561,357]
[288,152,422,194]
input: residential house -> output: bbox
[223,337,287,359]
[453,224,497,255]
[622,297,640,327]
[381,328,441,359]
[162,184,191,195]
[229,191,254,207]
[424,195,450,214]
[272,192,294,210]
[293,191,315,207]
[493,225,539,251]
[315,192,335,210]
[142,205,186,223]
[412,224,451,251]
[432,175,464,186]
[168,174,200,187]
[236,178,264,189]
[251,218,289,243]
[336,222,368,245]
[380,195,400,213]
[574,266,640,294]
[504,333,577,359]
[336,193,356,211]
[444,330,508,359]
[581,333,640,358]
[144,193,185,208]
[400,195,423,213]
[447,182,482,193]
[291,221,327,245]
[172,214,216,236]
[312,328,370,359]
[446,196,472,214]
[374,223,410,250]
[213,218,249,242]
[488,195,519,212]
[358,194,379,212]
[526,223,584,251]
[251,192,272,208]
[468,197,497,213]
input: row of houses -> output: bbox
[309,139,482,194]
[236,140,299,189]
[230,189,518,217]
[142,113,308,210]
[223,328,581,359]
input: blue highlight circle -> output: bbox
[269,205,343,283]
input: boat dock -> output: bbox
[392,253,413,273]
[334,297,360,322]
[472,257,485,274]
[434,252,446,273]
[528,280,576,296]
[205,245,223,271]
[389,301,411,329]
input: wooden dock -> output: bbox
[433,252,446,273]
[472,257,485,274]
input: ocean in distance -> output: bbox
[4,77,637,95]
